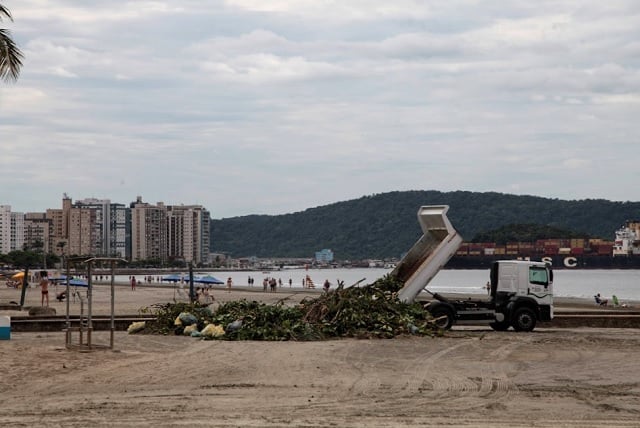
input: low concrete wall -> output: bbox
[10,316,156,332]
[8,313,640,332]
[543,314,640,329]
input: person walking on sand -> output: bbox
[40,271,49,307]
[131,275,136,291]
[226,277,232,293]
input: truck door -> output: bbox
[495,262,517,294]
[525,265,553,303]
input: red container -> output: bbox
[597,244,613,255]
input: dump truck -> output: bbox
[391,205,553,332]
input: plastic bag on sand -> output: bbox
[183,324,199,336]
[127,321,146,334]
[175,312,197,326]
[226,319,243,332]
[201,324,225,338]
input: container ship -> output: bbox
[445,220,640,269]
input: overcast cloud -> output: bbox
[2,1,639,218]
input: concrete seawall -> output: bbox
[8,311,640,332]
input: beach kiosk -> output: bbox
[64,256,127,351]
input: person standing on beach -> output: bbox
[131,276,136,291]
[40,271,49,307]
[226,277,232,293]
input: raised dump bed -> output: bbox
[392,205,463,303]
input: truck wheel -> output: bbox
[489,320,510,331]
[512,307,536,332]
[430,307,454,330]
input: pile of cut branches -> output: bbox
[298,275,433,338]
[138,275,441,340]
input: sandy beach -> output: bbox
[2,282,640,427]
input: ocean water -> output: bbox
[172,267,640,302]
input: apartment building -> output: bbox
[46,194,95,256]
[75,198,130,258]
[166,204,210,266]
[0,206,26,252]
[0,205,11,254]
[130,197,168,263]
[24,212,52,254]
[11,211,25,252]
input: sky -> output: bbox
[2,1,640,219]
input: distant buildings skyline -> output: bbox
[0,194,210,266]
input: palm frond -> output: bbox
[0,28,23,82]
[0,4,14,21]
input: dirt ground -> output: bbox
[2,284,640,427]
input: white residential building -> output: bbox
[130,197,168,263]
[0,205,12,254]
[0,206,26,253]
[11,211,25,251]
[166,204,210,266]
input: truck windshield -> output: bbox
[529,267,549,286]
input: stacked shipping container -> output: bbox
[459,238,615,258]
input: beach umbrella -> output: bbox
[61,278,88,287]
[11,271,25,280]
[70,279,88,287]
[54,277,88,287]
[161,274,183,283]
[195,275,224,285]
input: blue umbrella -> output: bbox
[54,278,88,287]
[68,278,88,287]
[195,275,224,285]
[161,274,183,283]
[51,276,87,286]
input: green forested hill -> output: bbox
[210,190,640,260]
